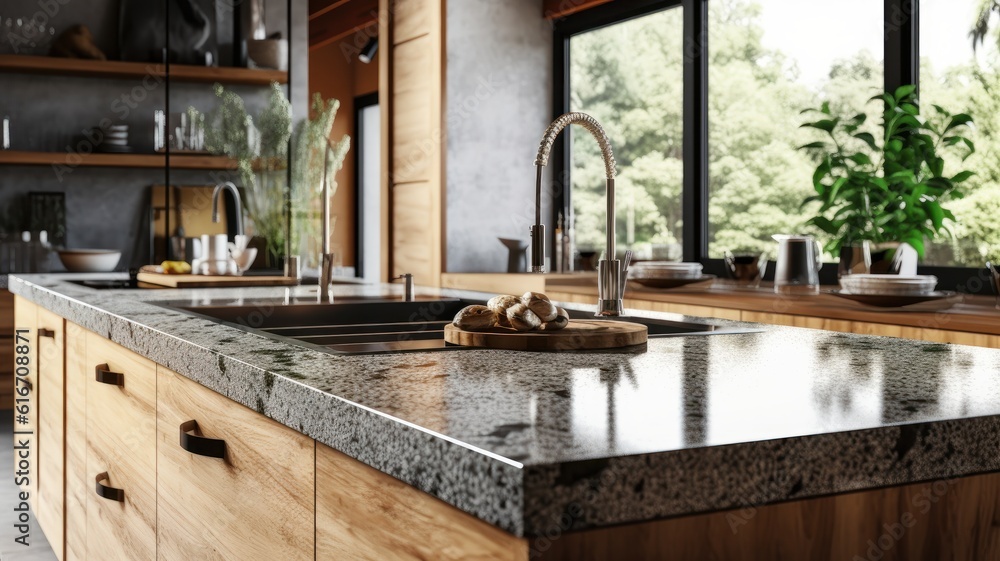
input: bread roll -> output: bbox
[521,291,558,322]
[487,294,520,328]
[541,307,570,331]
[452,305,497,331]
[506,303,541,331]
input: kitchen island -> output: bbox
[9,273,1000,560]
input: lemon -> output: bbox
[160,261,192,275]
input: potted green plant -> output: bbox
[799,85,975,274]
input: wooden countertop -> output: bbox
[556,278,1000,335]
[441,273,1000,336]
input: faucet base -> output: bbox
[319,252,336,303]
[595,299,624,317]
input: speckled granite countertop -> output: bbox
[9,273,1000,537]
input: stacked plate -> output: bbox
[630,261,703,280]
[628,262,714,290]
[97,124,131,153]
[832,274,959,310]
[839,274,937,295]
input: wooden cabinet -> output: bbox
[1,290,15,409]
[36,306,65,560]
[384,0,445,285]
[156,367,315,561]
[12,296,37,500]
[85,331,157,561]
[315,442,526,560]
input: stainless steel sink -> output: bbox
[162,298,756,355]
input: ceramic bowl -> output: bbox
[57,249,121,272]
[248,39,288,70]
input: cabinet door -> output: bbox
[315,443,527,560]
[36,306,65,560]
[85,332,156,561]
[12,296,37,500]
[64,321,88,561]
[1,290,15,409]
[156,367,314,561]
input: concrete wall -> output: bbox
[445,0,553,273]
[0,0,307,270]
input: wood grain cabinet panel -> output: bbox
[85,332,157,561]
[315,443,527,560]
[36,306,65,560]
[391,36,433,183]
[385,0,443,285]
[392,181,435,279]
[791,317,854,333]
[391,0,431,45]
[740,311,799,327]
[851,322,905,338]
[156,367,314,561]
[64,321,88,561]
[535,471,1000,561]
[917,328,994,347]
[12,296,37,500]
[1,289,14,409]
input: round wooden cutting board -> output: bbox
[444,320,648,352]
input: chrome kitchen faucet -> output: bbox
[531,112,631,317]
[211,181,244,237]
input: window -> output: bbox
[920,0,1000,266]
[555,0,991,287]
[707,0,884,258]
[567,5,684,260]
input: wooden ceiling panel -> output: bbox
[543,0,614,20]
[309,0,379,51]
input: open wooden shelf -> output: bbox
[0,150,237,170]
[0,54,287,85]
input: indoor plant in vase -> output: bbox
[205,83,349,270]
[799,85,976,275]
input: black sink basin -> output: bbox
[163,298,754,355]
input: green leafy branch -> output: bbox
[799,84,976,258]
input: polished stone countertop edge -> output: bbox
[9,274,1000,537]
[522,415,1000,532]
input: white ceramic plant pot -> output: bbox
[870,242,918,275]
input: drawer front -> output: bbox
[85,332,156,561]
[12,296,37,498]
[156,366,314,561]
[36,306,65,560]
[316,443,527,560]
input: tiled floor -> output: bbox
[0,411,57,561]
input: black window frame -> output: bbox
[553,0,995,293]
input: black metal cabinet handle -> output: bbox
[38,328,55,338]
[179,420,226,459]
[94,364,124,386]
[95,472,124,502]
